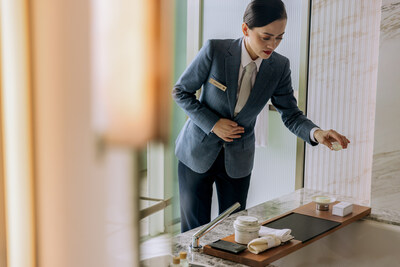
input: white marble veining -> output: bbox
[370,150,400,225]
[381,0,400,41]
[370,0,400,224]
[171,188,398,267]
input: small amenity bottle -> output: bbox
[179,251,189,267]
[171,256,181,267]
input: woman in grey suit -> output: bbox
[173,0,350,232]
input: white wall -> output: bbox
[373,0,400,155]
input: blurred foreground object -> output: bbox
[92,0,173,148]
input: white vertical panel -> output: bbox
[202,0,249,40]
[187,0,203,63]
[305,0,382,204]
[202,0,308,216]
[147,142,165,235]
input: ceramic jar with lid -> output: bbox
[233,216,260,244]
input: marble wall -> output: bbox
[371,0,400,213]
[374,0,400,155]
[304,0,382,204]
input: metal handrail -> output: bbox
[139,196,173,220]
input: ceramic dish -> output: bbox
[312,196,336,204]
[312,196,337,211]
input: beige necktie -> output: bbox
[234,62,256,116]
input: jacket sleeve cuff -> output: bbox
[310,127,320,143]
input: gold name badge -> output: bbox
[209,78,227,92]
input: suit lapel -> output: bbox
[224,38,276,120]
[235,57,275,120]
[225,39,242,118]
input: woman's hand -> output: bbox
[212,119,245,142]
[314,129,350,150]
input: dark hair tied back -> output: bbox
[243,0,287,29]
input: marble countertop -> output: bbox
[172,188,400,267]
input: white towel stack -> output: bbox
[247,226,294,255]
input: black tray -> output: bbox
[263,212,341,243]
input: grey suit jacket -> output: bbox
[173,38,318,178]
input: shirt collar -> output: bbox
[241,38,263,72]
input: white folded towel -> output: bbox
[247,234,281,254]
[259,226,294,243]
[254,105,268,147]
[247,226,294,254]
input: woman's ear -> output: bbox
[242,23,249,37]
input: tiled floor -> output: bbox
[371,150,400,211]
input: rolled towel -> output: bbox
[259,226,294,243]
[247,234,281,254]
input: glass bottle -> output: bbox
[171,256,181,267]
[179,251,189,267]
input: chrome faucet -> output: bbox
[190,202,241,251]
